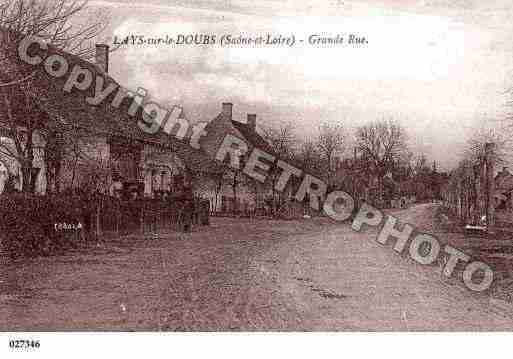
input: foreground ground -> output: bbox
[1,203,513,330]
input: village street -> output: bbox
[1,204,512,331]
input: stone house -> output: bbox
[0,39,220,197]
[197,104,272,214]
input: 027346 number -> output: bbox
[9,339,40,349]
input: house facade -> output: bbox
[0,40,220,198]
[196,105,269,214]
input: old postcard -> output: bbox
[1,0,513,353]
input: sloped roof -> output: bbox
[201,112,241,153]
[227,119,326,181]
[200,109,276,155]
[0,30,221,173]
[230,120,275,155]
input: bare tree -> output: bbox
[229,167,240,215]
[206,169,227,213]
[298,139,321,175]
[63,128,108,191]
[262,122,296,214]
[0,0,109,192]
[262,122,296,160]
[413,153,430,175]
[0,0,109,65]
[355,118,408,203]
[504,84,513,135]
[464,126,507,166]
[316,121,347,186]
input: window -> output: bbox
[109,137,142,181]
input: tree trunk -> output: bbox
[377,174,384,208]
[21,128,36,193]
[29,167,40,193]
[271,172,279,216]
[485,143,495,228]
[473,164,481,224]
[71,154,79,190]
[214,176,222,213]
[21,162,34,193]
[214,188,219,213]
[55,159,61,193]
[232,171,239,215]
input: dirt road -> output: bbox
[273,203,513,330]
[0,218,332,330]
[1,204,512,330]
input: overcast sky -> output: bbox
[88,0,513,169]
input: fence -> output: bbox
[0,192,210,258]
[92,195,210,239]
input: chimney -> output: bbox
[247,114,256,131]
[95,44,109,73]
[222,102,232,120]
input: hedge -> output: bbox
[0,193,92,258]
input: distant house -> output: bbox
[0,39,220,197]
[197,106,273,214]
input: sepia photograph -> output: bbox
[1,0,513,355]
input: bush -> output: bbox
[0,193,94,258]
